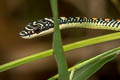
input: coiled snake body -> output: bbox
[19,17,120,39]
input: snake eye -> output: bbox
[41,19,47,23]
[34,26,40,34]
[42,19,46,22]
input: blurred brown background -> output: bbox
[0,0,120,80]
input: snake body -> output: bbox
[19,17,120,39]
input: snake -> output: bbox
[19,17,120,39]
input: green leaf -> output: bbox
[0,50,53,72]
[1,32,120,72]
[50,0,69,80]
[49,47,120,80]
[72,49,119,80]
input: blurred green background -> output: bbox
[0,0,120,80]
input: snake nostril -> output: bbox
[19,31,26,36]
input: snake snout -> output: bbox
[19,31,28,38]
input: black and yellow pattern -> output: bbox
[19,17,120,39]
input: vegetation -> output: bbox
[0,0,120,80]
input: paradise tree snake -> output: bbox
[19,17,120,39]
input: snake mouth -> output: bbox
[19,30,39,39]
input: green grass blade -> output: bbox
[49,47,120,80]
[50,0,69,80]
[0,50,53,72]
[0,32,120,72]
[64,32,120,51]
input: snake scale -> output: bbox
[19,17,120,39]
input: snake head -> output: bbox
[19,18,54,39]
